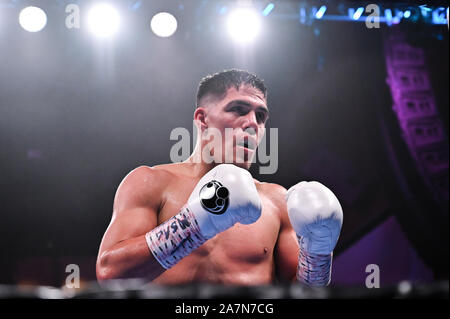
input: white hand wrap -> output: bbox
[145,205,207,269]
[297,238,333,286]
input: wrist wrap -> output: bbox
[145,205,207,269]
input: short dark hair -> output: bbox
[196,69,267,108]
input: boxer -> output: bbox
[96,70,343,286]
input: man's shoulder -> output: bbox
[128,163,186,178]
[126,164,169,180]
[255,180,287,207]
[255,181,292,229]
[255,180,287,194]
[114,163,182,209]
[120,163,183,191]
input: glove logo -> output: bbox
[199,180,229,215]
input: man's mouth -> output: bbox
[236,137,256,150]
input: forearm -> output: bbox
[97,206,207,281]
[96,235,165,282]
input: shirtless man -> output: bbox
[96,70,343,286]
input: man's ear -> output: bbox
[194,107,208,132]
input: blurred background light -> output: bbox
[150,12,177,37]
[227,7,261,44]
[315,5,327,19]
[352,7,364,20]
[87,3,120,38]
[262,3,274,17]
[19,6,47,32]
[385,8,393,26]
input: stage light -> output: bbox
[131,1,141,11]
[403,10,411,19]
[262,3,275,17]
[150,12,177,37]
[352,7,364,20]
[385,8,393,26]
[432,7,448,25]
[219,6,227,15]
[19,6,47,32]
[87,3,120,38]
[419,4,432,15]
[315,6,327,19]
[227,8,261,44]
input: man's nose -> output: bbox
[242,111,258,135]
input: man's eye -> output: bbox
[257,112,268,123]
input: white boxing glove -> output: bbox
[146,164,261,269]
[188,163,262,239]
[286,181,343,286]
[286,181,343,255]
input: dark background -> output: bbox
[0,0,448,287]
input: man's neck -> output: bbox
[183,144,218,178]
[184,142,250,178]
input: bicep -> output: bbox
[98,166,163,255]
[99,206,157,254]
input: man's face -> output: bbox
[199,84,269,169]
